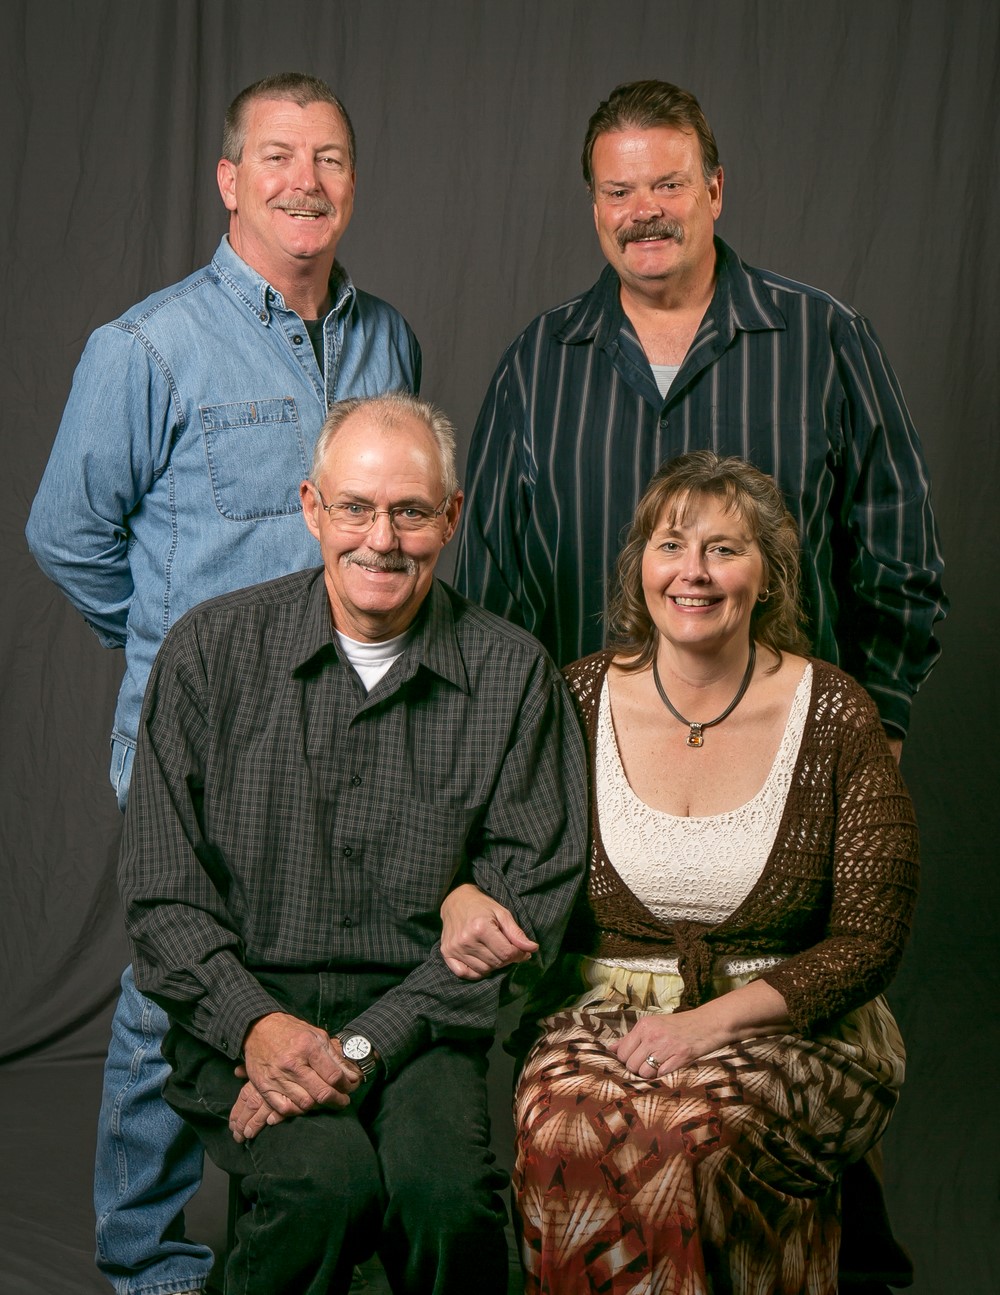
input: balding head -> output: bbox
[311,393,459,499]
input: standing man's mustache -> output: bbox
[617,219,685,250]
[269,197,336,216]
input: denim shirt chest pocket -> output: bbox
[201,397,308,520]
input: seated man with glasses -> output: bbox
[118,392,587,1295]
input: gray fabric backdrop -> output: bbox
[2,1,997,1291]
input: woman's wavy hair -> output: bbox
[608,451,811,671]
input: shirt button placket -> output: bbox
[340,838,356,933]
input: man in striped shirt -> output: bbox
[454,79,946,751]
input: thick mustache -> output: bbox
[343,549,417,574]
[617,219,684,250]
[269,197,335,216]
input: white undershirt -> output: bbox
[650,362,681,398]
[334,626,413,690]
[593,664,812,974]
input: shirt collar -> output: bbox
[553,263,624,348]
[290,573,469,694]
[554,237,785,349]
[210,236,357,324]
[709,238,786,336]
[406,580,471,694]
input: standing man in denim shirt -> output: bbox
[27,72,420,1295]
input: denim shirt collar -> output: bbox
[291,573,470,695]
[210,236,357,327]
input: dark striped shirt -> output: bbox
[455,239,946,736]
[120,570,586,1073]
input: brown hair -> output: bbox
[582,79,721,189]
[223,72,356,171]
[607,451,810,670]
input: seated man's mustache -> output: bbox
[343,549,418,574]
[617,219,685,249]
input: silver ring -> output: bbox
[645,1053,658,1068]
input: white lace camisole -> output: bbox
[593,663,812,975]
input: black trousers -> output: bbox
[163,970,509,1295]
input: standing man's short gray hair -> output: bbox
[222,71,357,171]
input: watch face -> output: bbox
[342,1034,372,1063]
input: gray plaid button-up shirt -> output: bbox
[120,569,587,1074]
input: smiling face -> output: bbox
[641,492,766,656]
[217,97,355,287]
[300,410,463,642]
[591,125,722,302]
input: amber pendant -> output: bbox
[687,724,705,748]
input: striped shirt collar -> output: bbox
[554,238,787,350]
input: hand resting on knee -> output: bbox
[228,1012,363,1142]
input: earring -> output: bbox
[757,588,771,603]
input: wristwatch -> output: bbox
[336,1031,380,1081]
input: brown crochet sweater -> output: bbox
[560,652,919,1033]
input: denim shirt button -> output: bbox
[292,334,304,345]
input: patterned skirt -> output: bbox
[513,959,905,1295]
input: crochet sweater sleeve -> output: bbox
[562,652,919,1033]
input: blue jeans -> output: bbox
[94,965,213,1294]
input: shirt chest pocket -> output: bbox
[201,397,309,520]
[368,800,482,922]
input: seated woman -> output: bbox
[444,451,918,1295]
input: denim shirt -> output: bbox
[27,237,421,804]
